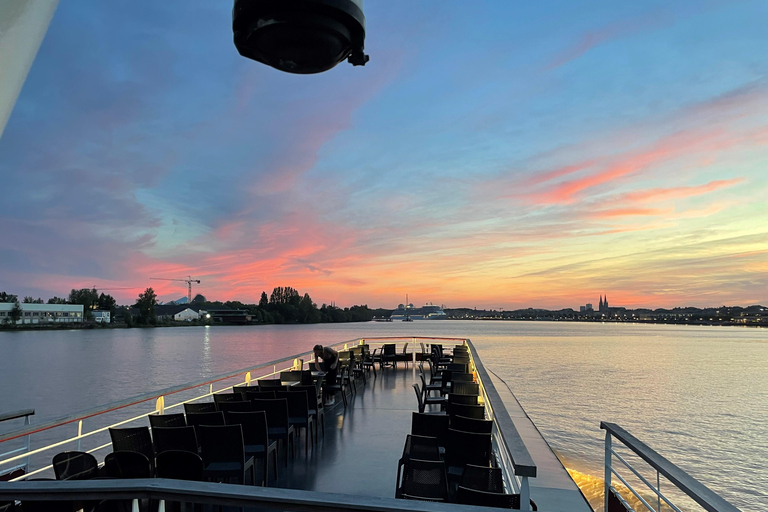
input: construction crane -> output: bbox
[149,276,201,304]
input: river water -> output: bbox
[0,321,765,510]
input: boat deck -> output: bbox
[271,365,417,497]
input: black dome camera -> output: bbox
[233,0,369,74]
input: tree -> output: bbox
[68,288,99,311]
[23,296,43,304]
[191,294,206,304]
[134,287,158,325]
[0,292,18,303]
[259,292,268,308]
[48,297,67,304]
[9,301,23,324]
[97,293,117,315]
[299,293,320,323]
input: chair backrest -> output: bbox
[233,385,260,399]
[445,428,492,469]
[448,403,485,420]
[460,464,504,493]
[108,427,154,471]
[104,451,152,478]
[224,410,269,447]
[185,411,225,428]
[280,370,302,383]
[401,342,409,354]
[250,398,289,429]
[289,386,317,412]
[217,400,253,413]
[52,451,98,480]
[398,459,448,501]
[148,413,186,429]
[152,426,198,454]
[197,424,245,465]
[447,363,468,373]
[451,415,493,435]
[411,412,449,448]
[448,393,479,406]
[383,344,396,356]
[213,393,240,407]
[276,391,309,419]
[246,390,276,400]
[455,486,520,508]
[156,450,204,481]
[412,383,425,413]
[258,379,285,389]
[183,402,216,414]
[451,373,474,383]
[400,434,440,463]
[452,382,480,396]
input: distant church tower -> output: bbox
[599,294,609,313]
[599,295,604,311]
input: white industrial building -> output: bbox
[0,303,84,324]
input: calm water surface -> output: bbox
[1,321,765,510]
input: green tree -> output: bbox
[134,288,158,325]
[0,292,18,303]
[259,291,268,308]
[23,296,44,304]
[68,288,99,311]
[9,301,23,324]
[191,294,206,304]
[47,297,67,304]
[97,293,117,316]
[299,293,320,323]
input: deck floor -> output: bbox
[266,363,421,498]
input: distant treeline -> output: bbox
[197,286,391,324]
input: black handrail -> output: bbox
[601,422,741,512]
[0,410,34,423]
[466,339,537,478]
[0,478,514,512]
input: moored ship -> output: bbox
[391,303,448,320]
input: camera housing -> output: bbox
[233,0,369,74]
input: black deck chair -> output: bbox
[257,379,285,389]
[396,459,449,502]
[104,450,152,478]
[217,400,253,413]
[183,402,216,414]
[396,434,441,490]
[196,424,255,485]
[185,411,226,438]
[212,393,241,410]
[447,363,468,373]
[52,451,98,480]
[148,413,186,429]
[279,370,303,384]
[447,393,480,407]
[323,365,349,407]
[276,391,315,455]
[411,412,449,448]
[450,372,474,383]
[459,464,504,493]
[225,410,278,486]
[456,486,534,509]
[250,399,295,466]
[152,426,198,454]
[448,402,485,420]
[444,428,492,483]
[108,427,155,475]
[419,372,443,398]
[156,450,204,481]
[381,344,397,368]
[451,415,493,435]
[290,385,323,441]
[233,385,261,400]
[395,342,412,368]
[452,382,480,396]
[418,379,448,411]
[246,390,277,400]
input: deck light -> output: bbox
[233,0,369,74]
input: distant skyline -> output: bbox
[1,1,767,310]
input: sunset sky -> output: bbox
[1,1,766,309]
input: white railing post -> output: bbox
[520,475,531,511]
[155,396,164,415]
[24,415,31,473]
[604,430,612,512]
[77,420,83,451]
[245,371,251,385]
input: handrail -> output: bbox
[466,339,537,478]
[601,422,740,512]
[0,478,513,512]
[0,409,34,423]
[0,339,355,445]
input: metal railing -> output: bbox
[465,339,537,510]
[601,422,741,512]
[0,336,538,511]
[0,409,34,478]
